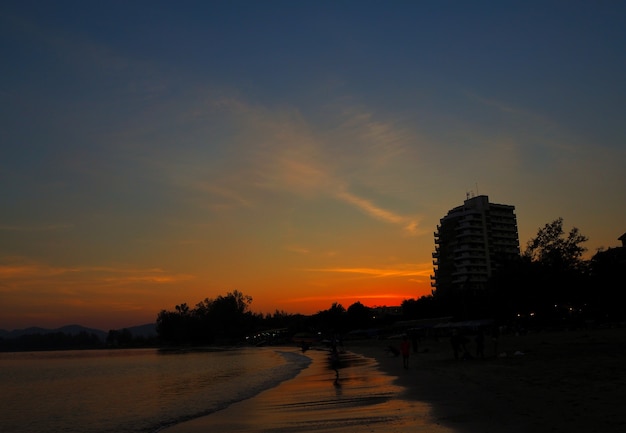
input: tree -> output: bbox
[401,295,443,320]
[175,303,190,314]
[346,302,372,329]
[523,217,588,271]
[156,306,197,344]
[492,218,591,328]
[156,291,256,345]
[209,290,254,340]
[587,246,626,323]
[314,302,346,334]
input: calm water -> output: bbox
[0,347,311,433]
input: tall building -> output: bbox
[431,195,520,298]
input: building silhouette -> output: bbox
[432,195,520,299]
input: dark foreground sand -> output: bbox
[355,327,626,433]
[163,327,626,433]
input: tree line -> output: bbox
[405,218,625,330]
[156,218,626,345]
[155,291,400,346]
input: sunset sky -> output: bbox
[1,1,625,331]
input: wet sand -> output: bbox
[163,327,626,433]
[162,346,454,433]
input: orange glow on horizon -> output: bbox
[250,275,434,316]
[0,257,434,330]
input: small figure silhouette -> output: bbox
[400,335,411,369]
[329,341,340,382]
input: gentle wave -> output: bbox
[155,349,313,432]
[0,347,312,433]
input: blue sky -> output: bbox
[1,1,625,330]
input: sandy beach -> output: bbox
[163,327,626,433]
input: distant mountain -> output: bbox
[0,323,157,340]
[0,325,107,341]
[60,325,110,340]
[124,323,157,338]
[0,327,47,338]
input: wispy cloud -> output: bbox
[192,181,254,211]
[167,96,425,236]
[280,293,416,305]
[223,102,419,227]
[335,189,421,235]
[0,259,193,291]
[305,264,431,279]
[0,263,69,279]
[336,109,411,166]
[284,245,310,254]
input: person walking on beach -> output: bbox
[330,344,340,382]
[400,335,411,369]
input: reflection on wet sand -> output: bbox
[163,347,451,433]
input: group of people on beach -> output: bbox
[388,326,499,371]
[328,326,501,384]
[386,334,416,369]
[450,327,499,360]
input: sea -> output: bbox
[0,346,311,433]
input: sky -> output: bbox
[1,1,625,331]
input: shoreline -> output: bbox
[161,345,455,433]
[162,327,626,433]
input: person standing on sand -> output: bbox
[400,335,411,369]
[330,340,340,382]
